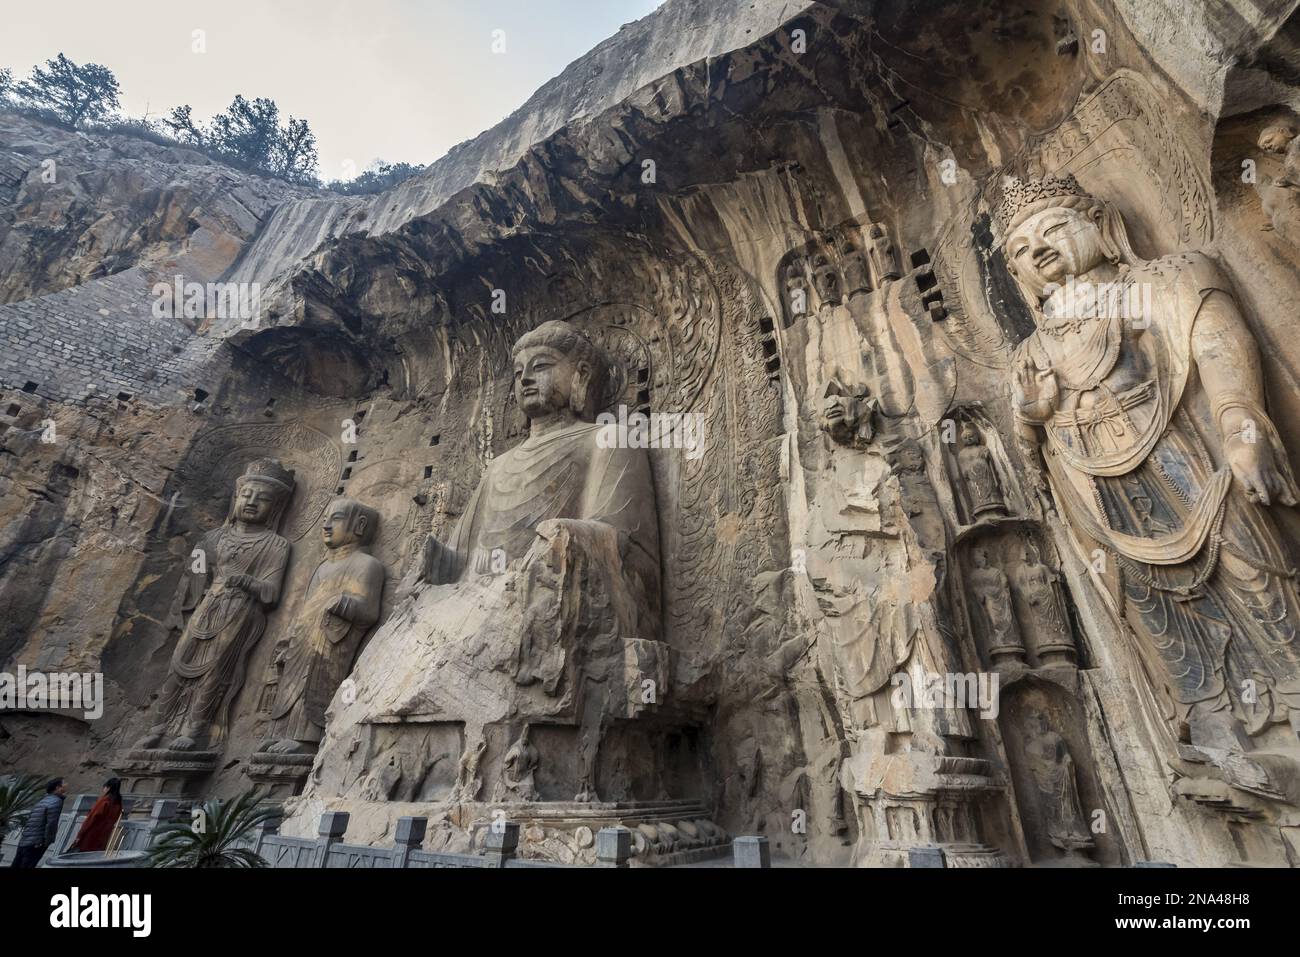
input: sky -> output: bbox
[0,0,665,180]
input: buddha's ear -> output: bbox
[569,360,593,417]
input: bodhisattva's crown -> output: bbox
[994,173,1089,238]
[239,458,296,494]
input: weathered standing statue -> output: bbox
[956,422,1008,519]
[1023,711,1095,859]
[260,498,384,756]
[135,459,295,752]
[970,547,1027,666]
[1000,175,1300,773]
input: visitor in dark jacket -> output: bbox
[70,778,123,853]
[10,778,67,868]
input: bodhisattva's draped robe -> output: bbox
[1016,252,1300,736]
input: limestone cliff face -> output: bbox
[5,0,1300,868]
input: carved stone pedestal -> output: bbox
[459,798,729,867]
[246,751,315,800]
[846,750,1008,867]
[114,748,219,796]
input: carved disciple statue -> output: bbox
[136,459,294,752]
[1014,542,1077,665]
[784,262,810,321]
[956,421,1007,518]
[1023,711,1094,856]
[320,320,662,805]
[839,238,871,297]
[866,223,901,285]
[261,498,384,755]
[970,547,1026,665]
[812,253,841,308]
[1001,174,1300,754]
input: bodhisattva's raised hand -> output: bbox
[1014,354,1060,425]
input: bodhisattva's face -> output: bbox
[514,345,578,420]
[322,504,359,549]
[1005,206,1107,299]
[234,480,277,526]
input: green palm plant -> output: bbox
[0,774,45,837]
[145,791,276,868]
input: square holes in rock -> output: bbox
[22,381,38,393]
[424,466,434,479]
[5,404,19,417]
[429,434,440,446]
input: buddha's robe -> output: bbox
[1016,252,1300,734]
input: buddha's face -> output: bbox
[514,345,578,420]
[234,480,278,525]
[322,501,362,549]
[1005,205,1107,298]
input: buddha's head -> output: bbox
[996,174,1135,307]
[229,458,295,530]
[322,497,378,550]
[960,421,981,447]
[512,320,607,423]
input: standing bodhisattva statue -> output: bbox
[136,459,295,752]
[1000,174,1300,757]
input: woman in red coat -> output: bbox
[70,778,123,853]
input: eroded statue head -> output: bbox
[820,376,875,447]
[512,320,608,423]
[322,497,378,549]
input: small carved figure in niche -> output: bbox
[1001,174,1300,755]
[839,237,871,297]
[1256,123,1300,242]
[492,723,539,802]
[956,421,1008,519]
[134,458,294,752]
[260,498,385,756]
[819,375,877,449]
[453,738,488,802]
[784,261,810,321]
[812,253,841,307]
[970,547,1027,666]
[866,223,901,285]
[1014,541,1077,666]
[1024,710,1095,857]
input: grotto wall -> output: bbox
[5,0,1300,867]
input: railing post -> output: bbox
[253,807,282,859]
[733,835,771,869]
[391,816,427,869]
[483,821,519,867]
[147,799,181,847]
[595,826,631,868]
[55,795,98,853]
[316,811,349,868]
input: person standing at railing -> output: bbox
[69,778,123,853]
[9,778,66,868]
